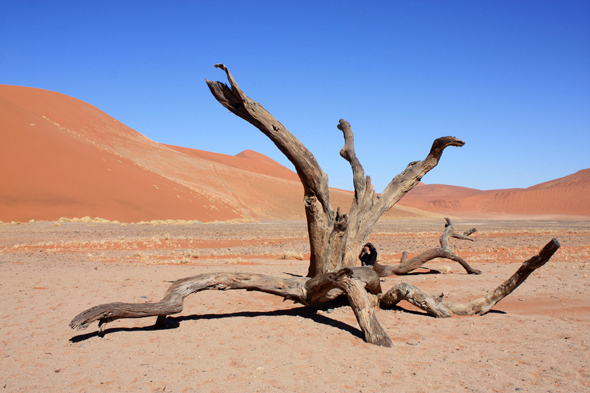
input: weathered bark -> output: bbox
[379,238,560,316]
[304,267,391,347]
[69,273,307,331]
[333,273,392,347]
[362,218,481,276]
[206,65,463,276]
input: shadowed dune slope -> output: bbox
[0,86,241,222]
[399,169,590,217]
[0,85,432,222]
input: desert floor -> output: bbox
[1,219,589,392]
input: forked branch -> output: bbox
[67,66,562,350]
[337,120,465,218]
[338,119,466,267]
[207,65,467,276]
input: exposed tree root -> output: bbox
[70,239,559,347]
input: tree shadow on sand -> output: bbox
[69,305,365,343]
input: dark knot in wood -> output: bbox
[359,242,378,266]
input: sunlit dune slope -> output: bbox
[0,85,431,222]
[164,145,300,182]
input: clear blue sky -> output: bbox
[2,1,589,191]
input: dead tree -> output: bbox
[361,217,482,276]
[70,65,561,346]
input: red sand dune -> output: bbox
[399,169,590,217]
[0,85,428,222]
[1,84,587,222]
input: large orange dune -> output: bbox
[1,85,587,222]
[0,85,429,222]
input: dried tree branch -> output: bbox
[304,267,391,347]
[361,218,481,276]
[206,64,330,202]
[207,65,466,275]
[371,137,465,221]
[68,66,561,350]
[70,239,559,347]
[333,273,392,347]
[337,119,368,204]
[379,238,560,316]
[70,273,308,331]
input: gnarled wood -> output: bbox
[361,218,481,276]
[340,117,466,268]
[70,273,307,331]
[379,238,560,316]
[332,272,392,347]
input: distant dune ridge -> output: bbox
[399,169,590,218]
[1,85,587,222]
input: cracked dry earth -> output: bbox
[1,219,589,392]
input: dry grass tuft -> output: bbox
[280,251,304,260]
[439,265,452,274]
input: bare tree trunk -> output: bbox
[361,218,482,276]
[206,64,335,277]
[206,65,464,276]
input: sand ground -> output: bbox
[1,219,589,392]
